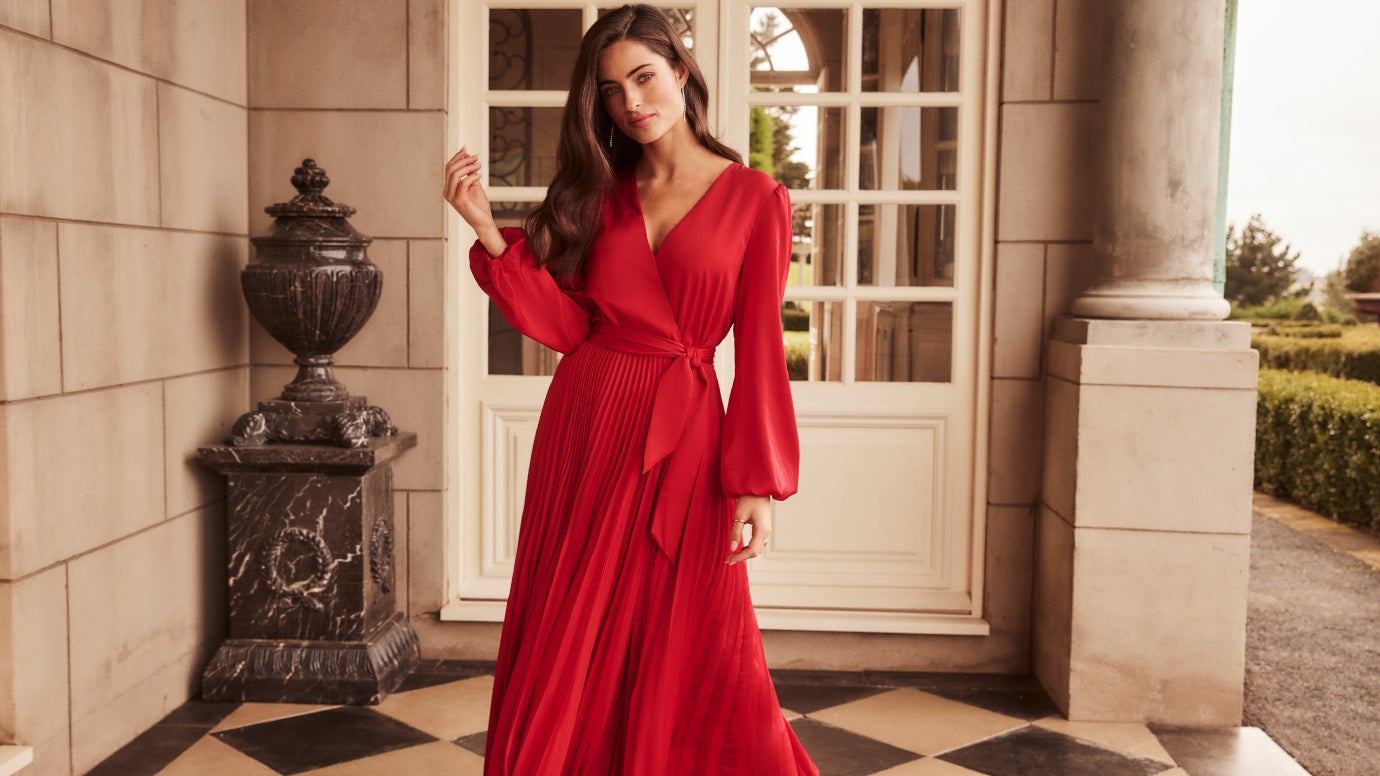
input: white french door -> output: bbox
[444,0,997,634]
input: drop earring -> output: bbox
[681,85,688,119]
[608,122,614,149]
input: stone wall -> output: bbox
[0,1,250,773]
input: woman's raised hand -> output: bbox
[444,147,508,258]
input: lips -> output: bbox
[627,113,654,130]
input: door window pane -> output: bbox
[751,7,848,92]
[857,204,956,287]
[489,9,583,90]
[751,105,845,190]
[489,107,563,188]
[859,107,958,191]
[856,301,952,382]
[784,301,843,381]
[791,203,844,288]
[861,7,960,93]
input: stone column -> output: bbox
[1034,1,1259,725]
[1070,0,1231,320]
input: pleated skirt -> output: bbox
[482,338,818,776]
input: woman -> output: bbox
[443,5,817,774]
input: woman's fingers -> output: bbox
[725,524,769,564]
[444,158,483,206]
[443,148,482,201]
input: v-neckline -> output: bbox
[630,161,739,259]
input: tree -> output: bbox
[1224,214,1301,306]
[748,107,774,174]
[1343,230,1380,293]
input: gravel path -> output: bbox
[1245,512,1380,776]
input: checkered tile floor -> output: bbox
[87,662,1308,775]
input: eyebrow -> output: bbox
[597,64,653,86]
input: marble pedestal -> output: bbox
[197,433,419,705]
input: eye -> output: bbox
[638,72,654,83]
[601,85,619,97]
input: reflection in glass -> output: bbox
[860,107,958,191]
[856,302,952,382]
[487,202,559,376]
[861,8,960,93]
[599,7,695,48]
[750,7,847,92]
[857,204,956,288]
[789,203,844,287]
[783,300,843,381]
[750,105,844,190]
[489,107,563,188]
[489,9,583,91]
[491,201,537,229]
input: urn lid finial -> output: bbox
[265,159,358,220]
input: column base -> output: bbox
[1070,279,1230,320]
[1034,318,1257,725]
[202,612,420,705]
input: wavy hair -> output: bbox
[524,4,742,278]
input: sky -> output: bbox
[1226,0,1380,276]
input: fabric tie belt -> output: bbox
[585,319,718,563]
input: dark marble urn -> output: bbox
[196,160,419,705]
[233,159,396,449]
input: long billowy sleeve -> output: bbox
[720,184,800,501]
[469,226,591,355]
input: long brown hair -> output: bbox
[525,4,742,279]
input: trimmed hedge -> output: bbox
[1253,325,1380,384]
[1256,369,1380,531]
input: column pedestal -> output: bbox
[1034,318,1258,724]
[197,433,419,705]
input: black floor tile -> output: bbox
[213,706,437,774]
[86,723,211,776]
[865,671,1042,693]
[940,726,1169,776]
[158,699,241,728]
[775,683,890,715]
[923,686,1061,721]
[787,717,921,776]
[1150,725,1311,776]
[395,659,497,693]
[455,730,487,757]
[85,699,241,776]
[770,668,872,687]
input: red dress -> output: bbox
[470,161,817,775]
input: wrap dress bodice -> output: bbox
[470,161,801,563]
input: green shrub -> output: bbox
[1231,297,1349,324]
[784,330,809,379]
[1259,323,1343,339]
[1256,369,1380,531]
[1253,325,1380,383]
[781,306,810,332]
[1231,297,1308,320]
[1291,301,1322,321]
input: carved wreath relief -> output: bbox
[259,527,335,611]
[370,517,394,595]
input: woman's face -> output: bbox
[596,39,687,146]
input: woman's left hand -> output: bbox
[726,496,772,564]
